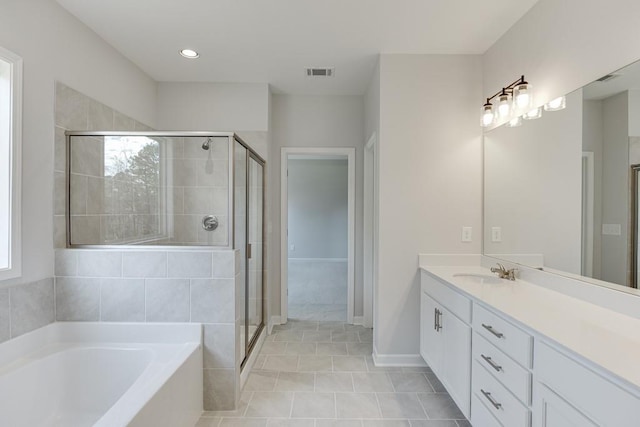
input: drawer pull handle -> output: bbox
[436,309,442,331]
[481,389,502,410]
[481,354,503,372]
[482,323,504,339]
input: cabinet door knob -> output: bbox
[482,323,504,339]
[481,389,503,410]
[481,354,503,372]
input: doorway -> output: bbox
[280,147,355,323]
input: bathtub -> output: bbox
[0,322,203,427]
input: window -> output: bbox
[0,47,22,281]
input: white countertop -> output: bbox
[421,265,640,390]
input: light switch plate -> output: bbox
[602,224,621,236]
[491,227,502,242]
[462,227,472,242]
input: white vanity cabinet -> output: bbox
[471,303,533,427]
[420,271,472,418]
[420,266,640,427]
[533,341,640,427]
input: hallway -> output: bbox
[196,320,470,426]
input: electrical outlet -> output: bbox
[461,227,472,242]
[491,227,502,242]
[290,244,295,251]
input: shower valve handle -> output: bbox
[202,215,219,231]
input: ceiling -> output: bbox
[56,0,539,95]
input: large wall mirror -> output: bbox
[484,59,640,294]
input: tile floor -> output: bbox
[195,320,471,427]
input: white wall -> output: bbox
[0,0,157,287]
[484,0,640,128]
[156,82,270,133]
[376,54,482,357]
[270,95,365,317]
[484,90,583,274]
[601,92,630,286]
[287,159,348,259]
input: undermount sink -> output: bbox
[452,273,506,285]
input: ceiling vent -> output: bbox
[596,73,620,82]
[305,67,335,77]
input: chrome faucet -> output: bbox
[490,263,517,281]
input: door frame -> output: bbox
[280,147,356,323]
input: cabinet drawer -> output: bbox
[473,303,532,367]
[473,332,531,405]
[473,360,531,427]
[421,271,471,323]
[535,341,640,425]
[471,394,503,427]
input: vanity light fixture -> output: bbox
[480,75,532,127]
[544,96,566,111]
[506,116,523,127]
[179,49,199,59]
[523,106,543,120]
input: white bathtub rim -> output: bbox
[0,321,202,368]
[95,341,201,427]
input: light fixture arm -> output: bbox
[484,75,527,105]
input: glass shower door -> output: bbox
[247,155,264,352]
[235,138,265,368]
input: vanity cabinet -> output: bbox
[471,303,533,427]
[533,341,640,427]
[420,271,472,418]
[420,267,640,427]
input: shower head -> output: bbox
[202,137,212,150]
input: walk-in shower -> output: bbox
[65,131,265,366]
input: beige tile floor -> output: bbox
[196,320,471,427]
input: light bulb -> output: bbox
[514,82,532,110]
[481,103,495,127]
[506,116,522,127]
[523,107,542,120]
[497,93,512,118]
[179,49,199,59]
[544,96,566,111]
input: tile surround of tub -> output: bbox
[0,278,55,344]
[55,248,240,411]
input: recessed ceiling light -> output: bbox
[180,49,199,59]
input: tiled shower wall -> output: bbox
[53,83,244,411]
[54,82,154,248]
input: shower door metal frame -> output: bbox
[65,131,238,250]
[240,142,266,369]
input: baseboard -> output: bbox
[287,258,348,262]
[352,316,364,326]
[269,315,285,334]
[372,350,427,367]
